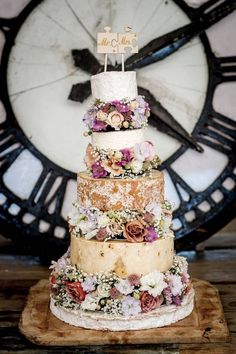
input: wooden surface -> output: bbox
[19,278,229,346]
[0,233,236,353]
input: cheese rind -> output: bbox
[70,234,174,277]
[91,71,137,101]
[77,171,164,211]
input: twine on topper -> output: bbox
[97,26,138,72]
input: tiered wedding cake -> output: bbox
[49,71,194,331]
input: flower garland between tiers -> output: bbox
[50,252,192,316]
[68,201,173,242]
[83,96,150,133]
[84,142,161,178]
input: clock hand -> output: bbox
[138,87,203,153]
[120,0,236,70]
[71,49,102,75]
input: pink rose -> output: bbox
[107,111,124,129]
[140,291,163,312]
[66,282,86,303]
[128,274,141,287]
[96,228,108,241]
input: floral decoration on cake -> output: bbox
[83,96,150,133]
[84,141,161,178]
[50,252,192,316]
[68,200,173,242]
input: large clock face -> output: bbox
[0,0,236,261]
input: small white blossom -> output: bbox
[130,159,143,174]
[169,274,183,296]
[97,283,111,298]
[145,202,162,221]
[140,271,167,297]
[115,279,134,295]
[80,294,99,311]
[97,214,110,228]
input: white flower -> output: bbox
[68,205,79,226]
[97,283,111,298]
[80,294,99,311]
[169,274,183,296]
[129,100,139,110]
[140,271,167,297]
[97,214,110,228]
[115,279,134,295]
[145,202,162,221]
[84,229,98,240]
[130,159,143,174]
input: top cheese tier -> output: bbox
[91,71,138,101]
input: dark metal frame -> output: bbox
[0,0,235,261]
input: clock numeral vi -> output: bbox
[214,56,236,83]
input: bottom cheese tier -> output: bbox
[49,249,193,329]
[70,234,174,277]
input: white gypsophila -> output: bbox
[140,271,168,297]
[97,283,111,298]
[162,215,172,233]
[168,274,183,296]
[115,279,134,295]
[97,213,110,228]
[80,294,100,311]
[177,256,188,274]
[145,202,162,221]
[130,159,143,174]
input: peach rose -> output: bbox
[101,157,123,177]
[123,219,148,243]
[84,144,99,168]
[107,111,124,129]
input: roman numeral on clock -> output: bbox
[196,110,236,155]
[0,122,24,175]
[214,56,236,83]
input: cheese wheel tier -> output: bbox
[77,170,164,211]
[70,234,174,277]
[91,71,137,101]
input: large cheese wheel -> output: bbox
[77,171,164,211]
[70,234,174,277]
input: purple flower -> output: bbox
[122,296,141,316]
[172,295,182,306]
[120,148,132,165]
[83,107,97,129]
[145,226,158,242]
[81,276,96,292]
[91,163,108,178]
[112,100,129,113]
[92,119,108,132]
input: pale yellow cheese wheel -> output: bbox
[70,234,174,277]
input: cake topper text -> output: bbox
[97,26,138,72]
[97,26,138,54]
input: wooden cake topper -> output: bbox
[97,26,138,72]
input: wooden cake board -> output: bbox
[19,278,230,346]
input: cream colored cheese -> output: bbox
[70,235,174,277]
[91,71,137,101]
[92,129,144,150]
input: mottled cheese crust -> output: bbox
[70,234,174,277]
[77,171,164,211]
